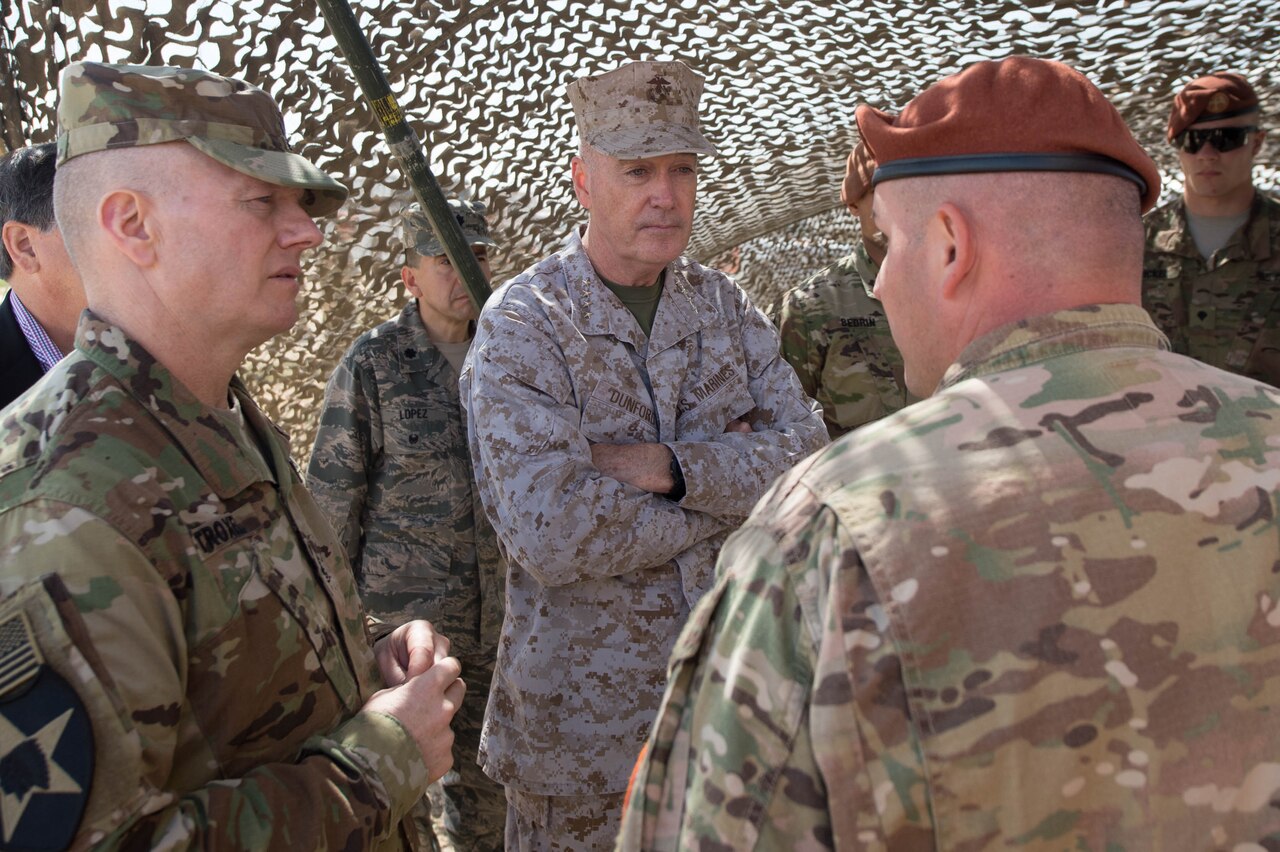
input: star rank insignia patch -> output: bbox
[0,612,92,851]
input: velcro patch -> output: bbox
[0,614,41,699]
[189,513,253,556]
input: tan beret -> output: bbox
[840,141,876,210]
[1167,72,1260,141]
[856,56,1160,212]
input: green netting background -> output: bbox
[3,0,1277,455]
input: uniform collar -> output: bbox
[558,225,720,354]
[75,311,289,498]
[853,242,880,298]
[1152,190,1273,263]
[939,303,1169,391]
[393,300,457,381]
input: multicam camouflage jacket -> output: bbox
[778,243,915,438]
[307,301,503,662]
[621,304,1280,850]
[1143,191,1280,385]
[0,313,430,851]
[461,227,827,796]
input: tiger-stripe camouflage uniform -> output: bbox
[0,316,432,849]
[1143,191,1280,384]
[308,298,506,851]
[621,304,1280,849]
[777,242,915,437]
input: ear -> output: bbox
[1252,128,1267,155]
[1,221,39,274]
[571,156,591,209]
[933,202,976,300]
[401,265,422,299]
[99,189,158,268]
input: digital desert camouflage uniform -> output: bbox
[0,315,432,850]
[777,242,916,437]
[621,304,1280,850]
[307,299,505,851]
[460,229,827,814]
[1143,191,1280,387]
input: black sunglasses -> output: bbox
[1173,126,1257,154]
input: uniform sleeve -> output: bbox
[306,347,378,571]
[672,294,829,518]
[464,303,729,588]
[777,287,823,401]
[0,503,427,851]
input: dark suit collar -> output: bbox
[0,291,44,410]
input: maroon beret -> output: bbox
[1167,72,1259,141]
[856,56,1160,212]
[840,141,876,210]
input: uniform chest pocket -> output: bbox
[675,363,755,439]
[187,534,349,776]
[387,400,462,455]
[581,380,659,443]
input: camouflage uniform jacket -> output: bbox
[0,313,430,850]
[460,227,827,796]
[621,303,1280,850]
[307,301,502,661]
[1143,190,1280,385]
[778,243,915,438]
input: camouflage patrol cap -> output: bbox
[400,199,497,258]
[840,141,876,210]
[55,62,348,217]
[857,56,1161,212]
[1167,72,1260,141]
[569,60,716,160]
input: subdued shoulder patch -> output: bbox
[0,612,92,850]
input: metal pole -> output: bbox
[314,0,491,311]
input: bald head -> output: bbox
[53,144,176,275]
[883,170,1142,283]
[872,170,1145,396]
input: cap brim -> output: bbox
[413,233,498,256]
[591,122,716,160]
[187,136,349,217]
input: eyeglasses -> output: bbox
[1173,126,1257,154]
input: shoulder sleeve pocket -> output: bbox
[0,574,155,847]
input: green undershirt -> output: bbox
[601,272,665,337]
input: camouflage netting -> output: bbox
[3,0,1279,455]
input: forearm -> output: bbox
[486,452,729,586]
[672,410,826,518]
[94,710,425,850]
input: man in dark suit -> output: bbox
[1,142,84,408]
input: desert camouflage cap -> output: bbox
[56,62,348,217]
[400,199,497,258]
[569,60,716,160]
